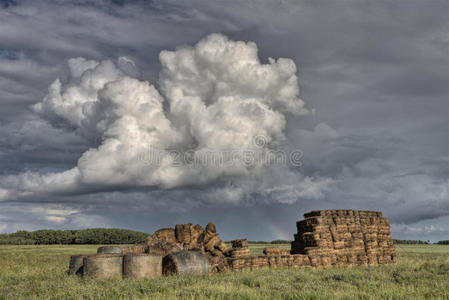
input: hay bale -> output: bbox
[191,224,204,245]
[208,256,229,273]
[97,246,123,255]
[146,240,182,256]
[230,248,251,258]
[263,247,291,256]
[227,258,244,270]
[205,222,216,234]
[68,254,95,275]
[153,228,177,243]
[204,234,221,252]
[175,223,193,244]
[163,251,209,276]
[216,240,228,252]
[83,254,123,280]
[122,244,148,255]
[231,239,248,249]
[123,253,162,279]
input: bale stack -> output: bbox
[208,255,229,274]
[68,210,396,279]
[248,256,269,270]
[229,239,251,258]
[201,223,228,257]
[226,239,253,270]
[121,222,229,258]
[153,228,177,244]
[291,210,396,267]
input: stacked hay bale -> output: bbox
[291,210,397,267]
[208,255,229,274]
[263,247,291,256]
[226,239,254,270]
[153,228,177,244]
[201,223,228,257]
[229,239,250,257]
[70,222,231,279]
[121,222,228,258]
[69,211,397,279]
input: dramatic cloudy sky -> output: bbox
[0,0,447,242]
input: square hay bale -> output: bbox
[308,255,319,267]
[153,228,176,244]
[333,241,345,249]
[230,248,251,258]
[263,247,291,256]
[367,255,378,265]
[231,239,248,249]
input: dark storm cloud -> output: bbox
[0,0,447,241]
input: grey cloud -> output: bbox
[0,0,447,241]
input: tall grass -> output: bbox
[0,244,447,299]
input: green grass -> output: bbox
[0,244,448,299]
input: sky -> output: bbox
[0,0,447,242]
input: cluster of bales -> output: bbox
[68,210,397,280]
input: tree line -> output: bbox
[436,240,449,245]
[393,239,430,244]
[0,228,148,245]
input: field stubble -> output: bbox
[0,244,448,299]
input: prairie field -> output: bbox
[0,244,448,300]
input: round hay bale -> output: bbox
[97,246,123,254]
[123,253,162,279]
[68,254,95,275]
[163,251,209,276]
[83,254,123,280]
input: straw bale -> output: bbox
[83,254,123,280]
[123,253,162,279]
[230,248,251,258]
[208,256,229,273]
[231,239,248,249]
[153,228,176,244]
[175,223,193,244]
[163,251,209,276]
[263,247,290,256]
[145,240,182,256]
[68,254,96,275]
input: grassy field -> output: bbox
[0,244,448,299]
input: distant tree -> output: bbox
[271,240,292,244]
[393,239,429,245]
[0,228,148,245]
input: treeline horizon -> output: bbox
[0,228,149,245]
[0,229,447,245]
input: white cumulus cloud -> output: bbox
[0,33,330,204]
